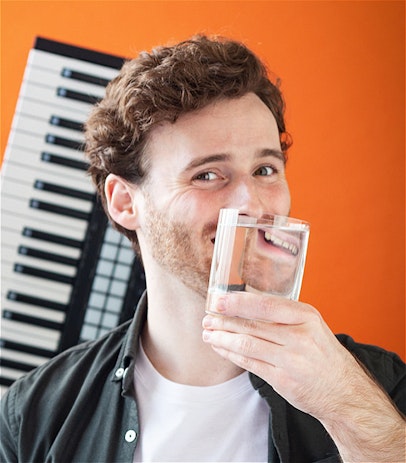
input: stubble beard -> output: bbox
[143,198,215,298]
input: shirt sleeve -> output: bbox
[0,385,19,463]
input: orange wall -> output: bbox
[1,1,404,359]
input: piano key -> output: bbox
[1,244,77,277]
[11,113,85,143]
[45,133,84,151]
[22,65,107,100]
[18,81,93,116]
[1,211,85,243]
[2,159,92,192]
[21,227,83,251]
[0,336,57,358]
[1,357,36,373]
[0,347,53,369]
[1,229,81,261]
[1,297,66,323]
[18,245,78,267]
[61,68,110,87]
[28,48,120,83]
[2,175,93,212]
[1,319,60,350]
[30,199,90,221]
[1,197,89,233]
[7,129,88,163]
[2,150,91,187]
[50,115,83,132]
[3,289,67,312]
[1,264,73,299]
[40,152,88,171]
[34,180,93,202]
[57,87,101,106]
[2,310,64,332]
[13,263,74,285]
[16,98,88,124]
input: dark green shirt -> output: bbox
[1,292,405,462]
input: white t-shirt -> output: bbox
[133,341,269,462]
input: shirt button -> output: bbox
[115,368,125,379]
[125,430,137,442]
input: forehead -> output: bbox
[146,93,282,168]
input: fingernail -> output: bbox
[215,296,227,313]
[202,315,213,328]
[202,330,211,342]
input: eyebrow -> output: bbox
[184,149,286,172]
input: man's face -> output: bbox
[136,93,291,297]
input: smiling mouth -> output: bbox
[264,231,299,256]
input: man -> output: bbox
[1,35,405,462]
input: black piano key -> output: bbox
[45,134,84,151]
[14,263,75,285]
[0,339,55,359]
[49,115,83,132]
[2,310,64,331]
[34,180,94,202]
[0,358,34,373]
[7,291,67,312]
[30,199,90,221]
[0,377,14,388]
[23,227,83,249]
[41,152,88,171]
[61,68,110,88]
[57,87,101,105]
[18,245,79,267]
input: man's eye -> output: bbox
[193,172,219,181]
[254,166,275,176]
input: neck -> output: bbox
[141,267,243,386]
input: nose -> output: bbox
[225,176,267,218]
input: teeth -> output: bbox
[264,232,299,256]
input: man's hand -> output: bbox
[202,292,405,462]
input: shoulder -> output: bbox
[2,320,131,415]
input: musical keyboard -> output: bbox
[1,37,146,396]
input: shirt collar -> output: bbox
[112,290,148,395]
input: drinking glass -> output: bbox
[206,209,310,312]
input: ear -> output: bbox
[104,174,140,230]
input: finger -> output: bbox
[202,313,287,346]
[209,291,317,325]
[202,327,281,366]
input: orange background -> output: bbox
[1,1,404,359]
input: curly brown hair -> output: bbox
[84,34,291,246]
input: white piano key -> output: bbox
[1,160,94,195]
[1,212,85,242]
[1,262,73,299]
[0,367,27,382]
[23,66,108,101]
[1,244,77,278]
[1,229,81,260]
[18,81,93,116]
[1,197,89,234]
[28,48,120,82]
[1,149,93,190]
[1,297,66,324]
[11,113,85,143]
[2,177,93,214]
[1,320,59,350]
[16,98,89,124]
[0,347,51,369]
[7,129,87,163]
[1,274,71,304]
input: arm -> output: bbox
[202,292,405,462]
